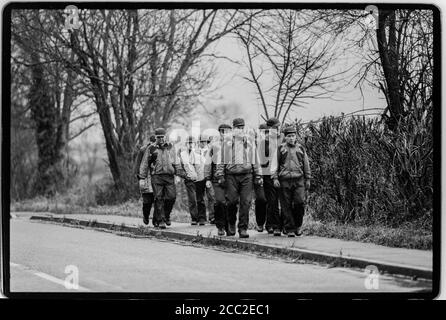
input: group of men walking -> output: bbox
[134,117,311,239]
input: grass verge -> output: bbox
[11,196,432,250]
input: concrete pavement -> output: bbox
[9,219,431,292]
[13,211,433,279]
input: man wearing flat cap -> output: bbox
[216,118,262,238]
[135,134,158,227]
[199,134,216,224]
[204,123,232,236]
[271,125,311,237]
[179,135,207,225]
[140,127,181,229]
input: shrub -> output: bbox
[300,112,433,230]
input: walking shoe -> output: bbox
[191,220,198,225]
[152,219,159,227]
[296,228,302,236]
[217,228,225,236]
[143,216,149,225]
[282,228,288,235]
[227,224,236,236]
[267,228,274,234]
[256,226,264,232]
[209,219,216,225]
[239,229,249,238]
[158,221,167,229]
[287,232,296,237]
[273,229,281,236]
[166,219,171,226]
[198,220,206,226]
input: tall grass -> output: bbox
[300,111,433,231]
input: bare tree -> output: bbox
[11,10,91,196]
[32,9,260,192]
[235,9,347,123]
[375,9,433,130]
[308,9,434,131]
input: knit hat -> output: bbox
[266,117,281,128]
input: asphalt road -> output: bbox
[9,218,430,293]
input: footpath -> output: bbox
[15,211,433,279]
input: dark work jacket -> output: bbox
[140,142,179,177]
[272,143,311,180]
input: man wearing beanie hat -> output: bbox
[216,118,262,238]
[271,125,311,237]
[266,117,280,129]
[140,127,181,229]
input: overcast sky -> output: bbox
[192,29,386,130]
[74,11,386,146]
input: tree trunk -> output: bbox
[377,10,404,131]
[28,50,65,196]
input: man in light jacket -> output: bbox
[180,136,207,225]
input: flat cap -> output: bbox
[232,118,245,127]
[283,125,297,135]
[154,128,166,136]
[218,123,232,131]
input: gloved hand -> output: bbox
[205,180,212,189]
[305,179,311,190]
[187,171,198,182]
[254,176,263,186]
[217,177,226,187]
[273,179,281,188]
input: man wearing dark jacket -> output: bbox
[140,128,181,229]
[216,118,262,238]
[265,117,282,235]
[254,124,268,232]
[134,135,157,226]
[271,125,311,237]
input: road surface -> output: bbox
[9,218,430,292]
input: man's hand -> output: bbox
[305,180,311,190]
[273,179,280,188]
[187,172,198,182]
[205,180,212,189]
[254,176,263,186]
[174,176,181,184]
[217,177,226,187]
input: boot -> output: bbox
[142,203,150,225]
[239,229,249,238]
